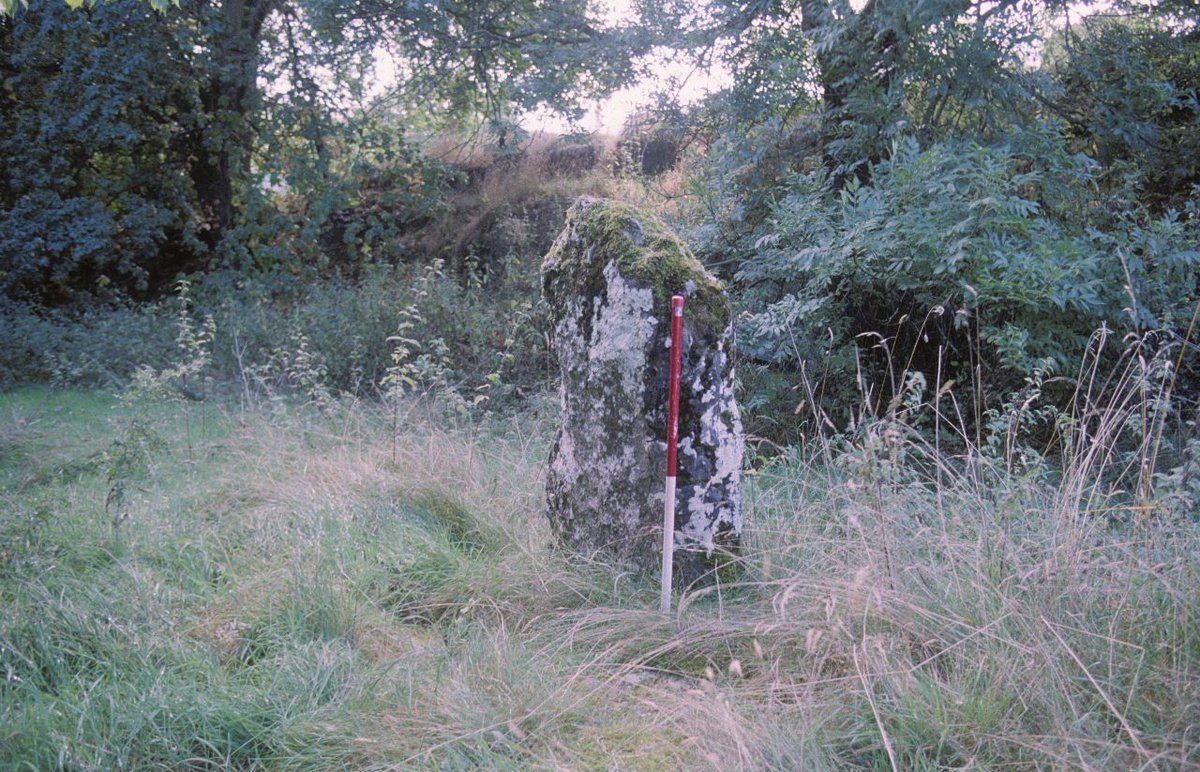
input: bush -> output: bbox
[729,133,1200,442]
[198,260,550,408]
[0,301,178,390]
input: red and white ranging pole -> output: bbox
[660,295,685,614]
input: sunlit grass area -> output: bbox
[2,387,1198,769]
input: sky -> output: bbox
[526,46,731,136]
[521,0,731,136]
[365,3,728,138]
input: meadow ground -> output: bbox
[1,387,1197,769]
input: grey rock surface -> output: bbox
[542,197,744,582]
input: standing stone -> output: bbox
[542,197,744,583]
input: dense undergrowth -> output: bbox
[0,142,686,409]
[2,371,1197,768]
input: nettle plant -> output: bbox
[107,280,214,538]
[123,279,215,405]
[380,260,459,403]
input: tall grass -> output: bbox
[2,370,1197,768]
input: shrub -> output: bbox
[0,301,178,390]
[729,134,1200,442]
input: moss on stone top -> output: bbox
[542,197,730,333]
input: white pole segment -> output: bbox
[660,475,677,614]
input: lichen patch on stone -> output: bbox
[543,196,744,582]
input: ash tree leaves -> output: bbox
[1041,10,1200,212]
[734,134,1199,422]
[672,0,1200,433]
[303,0,650,124]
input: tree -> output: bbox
[1,0,651,303]
[666,0,1199,443]
[0,1,203,302]
[1042,7,1200,211]
[673,0,1044,186]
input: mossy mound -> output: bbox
[542,197,729,334]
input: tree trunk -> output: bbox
[186,0,277,257]
[800,0,902,188]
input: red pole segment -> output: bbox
[661,295,685,614]
[666,295,684,477]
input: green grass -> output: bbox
[2,387,1198,769]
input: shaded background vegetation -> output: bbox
[1,0,1197,461]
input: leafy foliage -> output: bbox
[664,0,1200,444]
[3,0,1198,469]
[728,132,1199,435]
[1,0,654,305]
[305,0,648,123]
[1043,10,1200,211]
[0,0,203,302]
